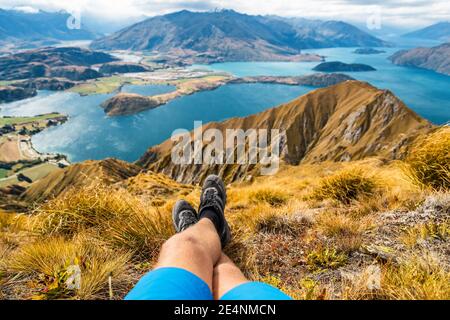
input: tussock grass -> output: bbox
[2,156,448,300]
[31,184,133,236]
[405,127,450,191]
[249,188,289,207]
[7,235,130,299]
[312,168,379,204]
[254,212,311,235]
[306,247,348,272]
[316,212,373,252]
[401,221,449,247]
[31,184,174,260]
[380,253,450,300]
[107,207,173,259]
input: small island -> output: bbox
[353,48,386,55]
[313,61,376,72]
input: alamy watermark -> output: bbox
[366,5,382,30]
[171,122,285,176]
[66,9,82,30]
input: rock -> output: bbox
[0,86,37,103]
[313,61,376,72]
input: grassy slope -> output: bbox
[0,128,448,300]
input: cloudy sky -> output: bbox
[1,0,449,30]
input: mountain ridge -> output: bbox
[91,10,388,62]
[0,9,97,44]
[137,81,433,184]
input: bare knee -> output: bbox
[214,259,240,277]
[161,232,203,253]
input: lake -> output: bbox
[1,46,449,163]
[0,83,312,162]
[194,47,450,125]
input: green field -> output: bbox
[70,76,152,95]
[0,113,63,126]
[0,168,9,179]
[0,163,61,188]
[0,80,16,86]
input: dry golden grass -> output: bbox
[401,220,450,248]
[405,126,450,191]
[249,187,289,207]
[316,211,374,252]
[312,167,379,204]
[380,253,450,300]
[7,235,130,299]
[2,156,448,300]
[107,206,173,260]
[343,254,450,300]
[31,184,134,236]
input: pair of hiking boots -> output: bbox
[172,175,231,248]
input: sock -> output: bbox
[200,208,223,234]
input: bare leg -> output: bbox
[213,253,249,300]
[156,218,222,291]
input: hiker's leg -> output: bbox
[126,175,231,300]
[214,254,293,300]
[125,218,221,300]
[212,253,249,300]
[156,217,222,290]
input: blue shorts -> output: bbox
[125,267,292,300]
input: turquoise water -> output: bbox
[1,46,449,163]
[193,47,450,125]
[0,84,311,162]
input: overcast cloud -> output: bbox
[0,0,449,29]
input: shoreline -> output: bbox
[0,113,70,186]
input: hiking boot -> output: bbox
[198,175,231,248]
[172,200,198,233]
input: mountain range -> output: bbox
[0,47,117,81]
[91,10,388,62]
[0,9,96,44]
[404,22,450,42]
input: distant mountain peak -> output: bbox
[91,10,388,62]
[0,8,97,44]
